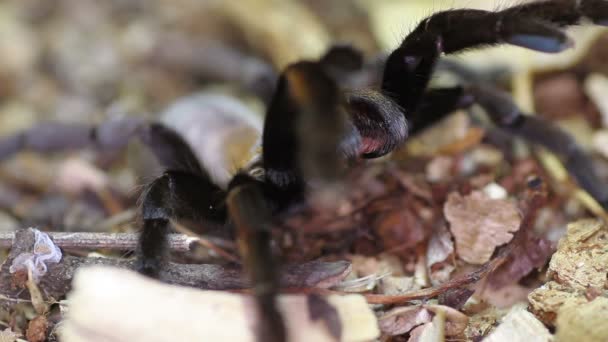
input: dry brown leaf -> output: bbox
[426,225,454,267]
[488,234,552,289]
[427,225,455,286]
[378,306,433,336]
[26,316,48,342]
[425,304,469,336]
[444,191,521,264]
[378,304,468,337]
[375,207,427,252]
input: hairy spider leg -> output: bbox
[249,59,372,342]
[136,124,227,277]
[317,45,410,160]
[407,86,475,135]
[469,85,608,208]
[382,0,608,132]
[262,61,357,198]
[394,55,608,209]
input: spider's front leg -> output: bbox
[262,60,359,199]
[235,56,372,341]
[382,0,608,113]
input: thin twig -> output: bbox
[170,220,240,263]
[0,232,197,252]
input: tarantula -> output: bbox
[2,1,608,341]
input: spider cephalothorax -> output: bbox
[1,1,608,341]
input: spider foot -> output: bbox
[134,257,164,278]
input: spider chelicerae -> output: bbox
[1,1,608,341]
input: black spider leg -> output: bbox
[408,86,475,135]
[0,116,145,161]
[246,60,366,341]
[226,175,286,342]
[262,60,357,201]
[319,45,412,159]
[382,0,608,129]
[470,85,608,209]
[136,123,227,277]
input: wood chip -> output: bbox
[59,266,379,342]
[0,329,18,342]
[547,219,608,290]
[584,73,608,127]
[556,297,608,341]
[483,305,553,342]
[528,281,586,326]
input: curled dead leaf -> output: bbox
[425,305,469,336]
[444,191,521,264]
[378,304,468,337]
[378,306,433,336]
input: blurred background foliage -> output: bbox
[0,0,602,131]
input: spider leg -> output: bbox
[345,90,407,158]
[262,61,358,199]
[227,174,285,342]
[470,84,608,209]
[136,123,226,277]
[0,116,145,161]
[408,86,475,136]
[136,171,227,277]
[382,0,608,113]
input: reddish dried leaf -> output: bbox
[488,234,552,289]
[444,191,521,264]
[26,316,47,342]
[378,306,433,336]
[375,207,426,252]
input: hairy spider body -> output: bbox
[1,1,608,341]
